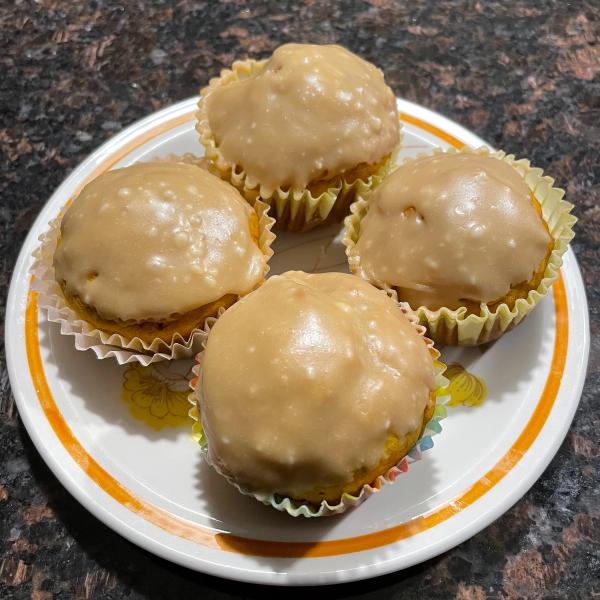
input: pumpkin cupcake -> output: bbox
[35,161,275,364]
[191,271,447,517]
[343,147,576,345]
[197,43,400,231]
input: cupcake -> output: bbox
[197,43,400,231]
[193,271,445,516]
[344,147,576,346]
[36,161,275,364]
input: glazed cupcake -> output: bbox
[34,161,275,364]
[191,271,446,516]
[197,43,400,231]
[344,147,576,346]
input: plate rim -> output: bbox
[5,97,590,585]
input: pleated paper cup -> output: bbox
[31,159,276,366]
[196,58,399,232]
[188,304,448,517]
[343,146,577,346]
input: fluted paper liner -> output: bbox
[188,304,449,517]
[196,58,399,231]
[30,158,277,366]
[342,146,577,346]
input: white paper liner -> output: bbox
[188,302,449,517]
[30,159,276,366]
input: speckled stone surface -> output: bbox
[1,1,598,598]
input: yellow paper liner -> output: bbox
[188,302,448,517]
[196,58,399,232]
[342,146,577,346]
[30,158,276,366]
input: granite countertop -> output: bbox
[1,1,598,598]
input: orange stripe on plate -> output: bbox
[217,274,569,556]
[400,112,465,149]
[25,108,569,558]
[25,284,220,549]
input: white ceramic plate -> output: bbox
[6,98,589,586]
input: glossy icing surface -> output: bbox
[352,153,551,309]
[199,271,435,497]
[206,43,399,192]
[54,162,266,322]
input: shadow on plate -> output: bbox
[439,295,554,415]
[43,320,192,442]
[193,431,442,572]
[19,401,451,595]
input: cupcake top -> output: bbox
[53,162,267,323]
[199,271,435,497]
[205,43,399,192]
[351,152,552,310]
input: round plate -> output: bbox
[6,98,589,585]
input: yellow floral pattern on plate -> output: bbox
[444,363,488,407]
[122,363,191,430]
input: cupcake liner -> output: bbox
[343,146,577,346]
[30,159,276,366]
[196,58,399,232]
[188,304,449,517]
